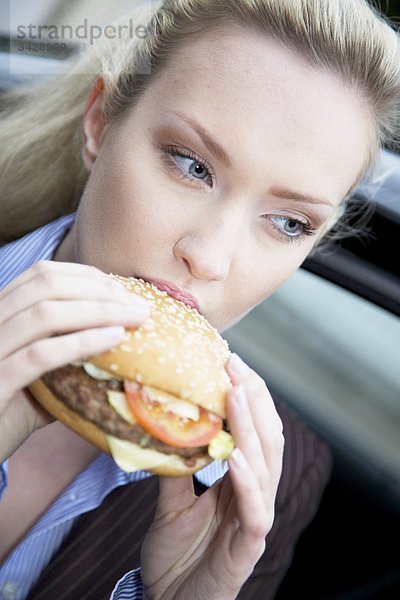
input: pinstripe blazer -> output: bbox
[28,399,332,600]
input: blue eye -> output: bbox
[271,216,304,236]
[174,155,209,180]
[268,215,317,243]
[161,145,214,187]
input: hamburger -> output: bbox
[28,275,234,476]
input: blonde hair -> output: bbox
[0,0,399,245]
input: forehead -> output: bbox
[137,28,374,199]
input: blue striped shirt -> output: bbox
[0,213,228,600]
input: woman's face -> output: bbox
[58,29,373,332]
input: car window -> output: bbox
[224,268,400,487]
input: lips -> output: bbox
[142,278,201,313]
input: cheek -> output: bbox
[247,242,309,294]
[218,249,308,331]
[76,149,176,270]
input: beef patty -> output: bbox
[42,365,207,460]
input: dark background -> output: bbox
[382,0,400,19]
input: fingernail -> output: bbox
[229,353,251,377]
[230,448,246,469]
[100,326,125,341]
[123,304,150,319]
[129,295,150,308]
[233,385,247,408]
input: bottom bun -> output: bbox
[28,378,213,477]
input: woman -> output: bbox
[0,0,399,598]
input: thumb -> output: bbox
[156,476,195,518]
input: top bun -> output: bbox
[89,275,232,419]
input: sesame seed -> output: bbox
[120,344,132,353]
[107,275,233,396]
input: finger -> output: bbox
[225,354,284,492]
[226,353,283,434]
[0,260,108,300]
[156,476,195,518]
[0,299,150,359]
[226,385,270,496]
[228,448,272,568]
[0,325,127,406]
[0,262,143,325]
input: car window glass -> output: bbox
[225,269,400,484]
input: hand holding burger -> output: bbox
[28,274,234,475]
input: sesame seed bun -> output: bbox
[28,275,232,477]
[90,275,232,419]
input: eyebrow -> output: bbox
[167,111,232,168]
[166,111,334,208]
[269,187,334,207]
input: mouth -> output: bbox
[138,277,201,314]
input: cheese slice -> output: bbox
[83,361,117,380]
[143,385,200,421]
[106,434,175,472]
[106,391,137,425]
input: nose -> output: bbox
[173,212,239,282]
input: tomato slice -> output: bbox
[124,383,222,448]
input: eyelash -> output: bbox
[160,144,318,244]
[161,145,215,186]
[270,217,317,245]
